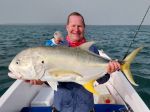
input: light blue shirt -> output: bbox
[45,38,66,47]
[45,39,57,46]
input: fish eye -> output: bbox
[16,60,20,64]
[41,60,44,64]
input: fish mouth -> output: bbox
[8,71,23,79]
[8,72,18,79]
[8,67,23,79]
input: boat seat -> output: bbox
[30,86,54,107]
[31,84,115,106]
[94,84,116,104]
[31,83,115,106]
[21,86,126,112]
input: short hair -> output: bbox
[67,12,85,27]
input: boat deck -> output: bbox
[0,72,149,112]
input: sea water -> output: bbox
[0,25,149,108]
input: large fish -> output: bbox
[8,42,142,94]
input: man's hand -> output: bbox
[25,79,44,85]
[107,60,120,74]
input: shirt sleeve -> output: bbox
[89,45,99,55]
[45,40,51,46]
[45,39,56,46]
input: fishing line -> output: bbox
[107,80,133,112]
[123,5,150,59]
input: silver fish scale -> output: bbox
[33,46,109,65]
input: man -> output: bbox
[28,12,120,112]
[53,12,120,112]
[45,31,64,46]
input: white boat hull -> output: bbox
[0,80,44,112]
[105,71,150,112]
[0,71,149,112]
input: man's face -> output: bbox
[55,37,63,44]
[66,15,85,42]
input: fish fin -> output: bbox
[98,49,111,60]
[49,70,83,78]
[47,81,58,91]
[83,80,99,95]
[79,41,95,51]
[121,47,143,86]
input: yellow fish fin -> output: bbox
[121,47,143,86]
[83,80,99,95]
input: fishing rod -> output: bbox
[123,5,150,59]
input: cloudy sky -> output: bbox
[0,0,150,25]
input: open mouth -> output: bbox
[8,70,23,79]
[8,66,22,79]
[8,72,18,79]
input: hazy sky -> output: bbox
[0,0,150,25]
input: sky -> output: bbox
[0,0,150,25]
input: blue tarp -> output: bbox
[94,104,127,112]
[21,104,127,112]
[21,107,52,112]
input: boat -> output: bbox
[0,50,149,112]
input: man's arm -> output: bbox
[89,45,120,84]
[25,79,44,85]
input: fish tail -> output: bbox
[83,80,99,95]
[121,47,143,86]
